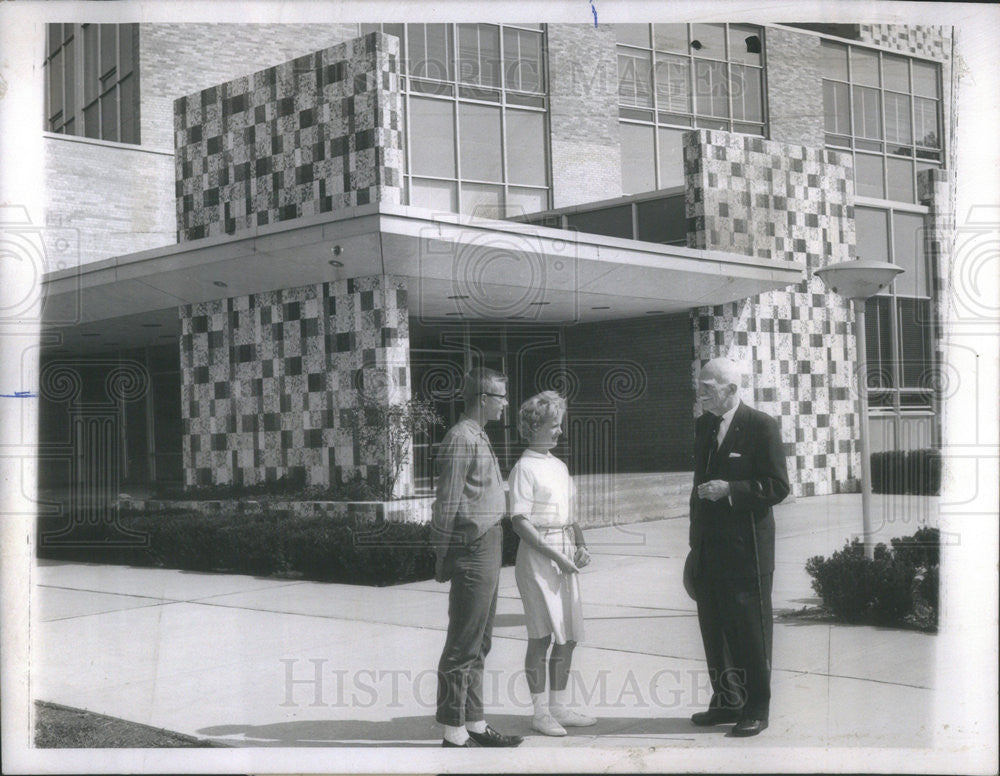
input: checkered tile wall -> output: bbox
[858,25,951,61]
[684,129,860,497]
[179,274,411,492]
[174,32,402,242]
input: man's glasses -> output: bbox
[482,392,507,399]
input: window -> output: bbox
[821,40,942,204]
[362,23,549,217]
[615,23,766,195]
[45,24,139,144]
[857,205,935,411]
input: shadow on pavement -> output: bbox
[197,712,719,747]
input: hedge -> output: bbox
[37,510,519,586]
[805,527,940,629]
[871,449,941,495]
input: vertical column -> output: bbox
[179,274,411,493]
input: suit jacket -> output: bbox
[688,401,789,578]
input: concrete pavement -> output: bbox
[34,493,944,750]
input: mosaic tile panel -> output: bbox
[179,274,411,492]
[683,130,855,267]
[858,25,952,61]
[684,129,859,497]
[174,32,402,242]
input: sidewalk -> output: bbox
[34,493,941,750]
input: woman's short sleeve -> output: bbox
[507,460,535,520]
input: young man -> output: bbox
[687,357,789,737]
[430,367,523,748]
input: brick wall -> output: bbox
[43,135,175,267]
[765,26,824,149]
[564,313,694,473]
[547,24,622,208]
[140,24,361,151]
[174,32,402,241]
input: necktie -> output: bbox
[706,414,722,474]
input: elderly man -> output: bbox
[687,357,789,737]
[430,367,523,748]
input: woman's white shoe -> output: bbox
[531,712,567,736]
[551,708,597,727]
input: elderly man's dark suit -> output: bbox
[689,400,789,721]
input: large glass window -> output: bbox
[44,23,140,144]
[857,205,934,411]
[615,23,766,195]
[362,23,549,217]
[821,40,943,204]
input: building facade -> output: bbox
[39,21,955,502]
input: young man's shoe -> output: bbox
[441,737,479,747]
[466,725,524,747]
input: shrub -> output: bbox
[38,509,517,586]
[806,528,940,628]
[147,470,378,502]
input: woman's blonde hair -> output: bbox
[517,391,566,440]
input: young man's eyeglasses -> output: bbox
[482,392,507,399]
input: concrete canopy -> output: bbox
[41,202,803,354]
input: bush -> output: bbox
[147,470,378,502]
[870,449,941,496]
[38,509,517,586]
[805,528,940,628]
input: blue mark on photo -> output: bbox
[1,391,36,398]
[590,1,598,27]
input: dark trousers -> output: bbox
[695,559,773,720]
[436,523,502,727]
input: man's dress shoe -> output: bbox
[690,707,741,726]
[731,718,768,737]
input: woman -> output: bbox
[509,391,597,736]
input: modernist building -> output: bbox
[37,21,954,507]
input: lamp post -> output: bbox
[814,260,904,560]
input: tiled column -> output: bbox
[684,129,859,497]
[174,31,402,241]
[179,275,411,493]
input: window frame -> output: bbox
[362,22,551,217]
[856,200,936,415]
[44,23,140,145]
[821,39,943,205]
[615,23,768,195]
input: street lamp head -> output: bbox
[814,260,904,300]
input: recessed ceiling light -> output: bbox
[591,305,611,310]
[213,280,228,287]
[447,295,469,300]
[329,259,344,267]
[331,245,343,256]
[528,301,550,306]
